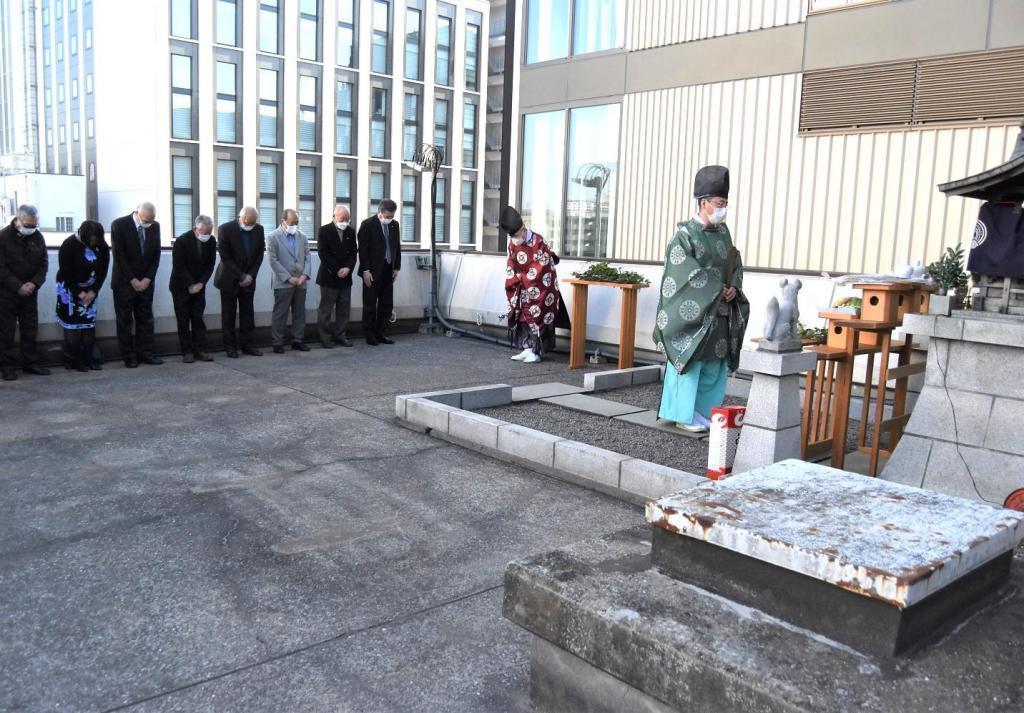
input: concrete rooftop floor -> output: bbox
[0,334,639,712]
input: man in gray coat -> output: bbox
[266,209,312,353]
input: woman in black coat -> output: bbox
[55,220,109,371]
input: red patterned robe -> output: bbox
[504,231,570,354]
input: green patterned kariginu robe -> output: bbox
[652,218,750,375]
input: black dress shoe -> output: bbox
[292,342,310,352]
[182,352,195,364]
[242,347,263,356]
[89,362,103,371]
[336,338,354,347]
[195,351,214,362]
[366,336,379,346]
[22,365,51,375]
[124,358,139,368]
[74,363,89,373]
[3,368,18,381]
[139,354,164,365]
[273,345,285,354]
[226,350,239,359]
[320,341,335,349]
[377,335,395,345]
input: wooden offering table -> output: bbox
[562,278,648,370]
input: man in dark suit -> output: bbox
[316,204,358,348]
[357,199,401,345]
[0,204,50,381]
[109,202,162,367]
[169,215,218,364]
[214,206,265,358]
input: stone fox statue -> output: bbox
[764,278,801,342]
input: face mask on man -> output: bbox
[380,217,393,226]
[18,225,37,236]
[285,224,298,235]
[196,231,213,243]
[239,222,255,232]
[708,205,728,225]
[335,221,350,230]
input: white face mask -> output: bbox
[380,217,393,226]
[196,231,213,242]
[139,219,154,229]
[335,221,350,230]
[285,224,298,235]
[239,222,255,232]
[707,205,727,225]
[18,225,37,236]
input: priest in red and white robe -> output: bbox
[501,206,570,363]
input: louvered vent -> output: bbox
[800,48,1024,133]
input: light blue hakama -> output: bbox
[658,359,729,425]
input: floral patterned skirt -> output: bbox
[55,281,99,330]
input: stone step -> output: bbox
[613,409,709,440]
[510,382,588,403]
[540,393,649,419]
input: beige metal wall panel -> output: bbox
[625,0,808,51]
[613,75,1019,274]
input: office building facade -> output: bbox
[516,0,1024,274]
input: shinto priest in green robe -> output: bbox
[651,165,750,432]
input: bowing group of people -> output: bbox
[0,200,403,380]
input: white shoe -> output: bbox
[510,348,533,361]
[522,352,541,363]
[693,413,712,429]
[674,420,708,433]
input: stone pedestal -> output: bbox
[503,461,1024,713]
[884,312,1024,505]
[732,349,816,474]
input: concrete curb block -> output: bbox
[397,386,704,505]
[395,383,512,419]
[584,365,665,392]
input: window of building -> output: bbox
[336,0,357,67]
[56,216,75,232]
[215,158,238,227]
[70,36,78,55]
[47,129,53,147]
[572,0,621,55]
[58,84,65,103]
[87,119,94,138]
[335,165,353,208]
[259,0,280,53]
[368,167,388,218]
[460,178,475,245]
[521,110,565,249]
[462,101,477,167]
[298,74,318,151]
[85,29,92,49]
[216,60,238,143]
[172,154,194,235]
[259,68,279,147]
[526,0,569,63]
[563,103,618,257]
[71,79,78,98]
[43,7,49,25]
[216,0,238,46]
[72,122,80,141]
[44,47,51,67]
[57,42,64,62]
[465,14,480,91]
[60,126,66,144]
[372,1,390,74]
[45,88,52,106]
[171,53,193,140]
[86,74,93,93]
[402,91,420,161]
[335,79,355,154]
[171,0,194,39]
[299,0,319,61]
[259,160,280,232]
[57,1,63,20]
[434,97,449,164]
[435,10,453,86]
[405,6,422,81]
[297,164,318,237]
[433,175,448,244]
[401,173,418,242]
[371,86,388,158]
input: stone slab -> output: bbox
[756,337,804,353]
[744,373,803,430]
[553,440,629,488]
[612,409,708,440]
[645,460,1024,608]
[619,459,704,500]
[511,382,588,402]
[583,369,633,392]
[903,386,993,448]
[540,393,648,418]
[447,410,505,450]
[880,433,932,489]
[628,365,665,385]
[405,389,463,408]
[405,398,459,433]
[903,313,937,336]
[497,423,563,468]
[504,527,1024,713]
[457,383,513,410]
[738,348,817,376]
[984,396,1024,457]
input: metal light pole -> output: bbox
[406,143,445,334]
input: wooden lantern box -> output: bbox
[854,283,917,346]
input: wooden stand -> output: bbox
[562,279,648,370]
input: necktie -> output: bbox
[381,222,392,265]
[137,225,146,252]
[287,234,296,257]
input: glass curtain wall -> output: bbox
[520,111,565,251]
[564,104,619,257]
